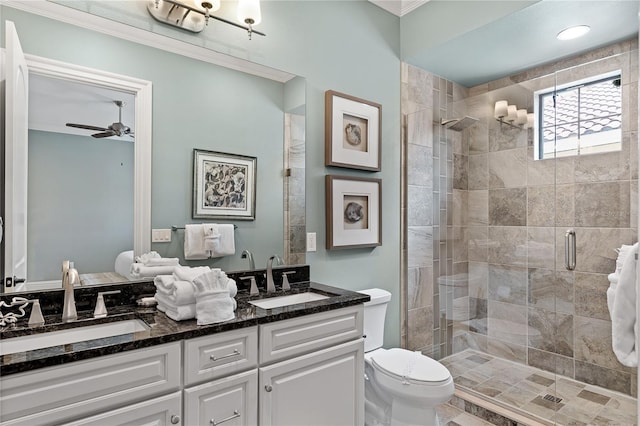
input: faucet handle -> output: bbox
[281,271,296,291]
[94,290,121,318]
[28,299,45,327]
[240,276,259,296]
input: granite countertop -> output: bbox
[0,279,369,376]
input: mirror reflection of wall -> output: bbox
[1,6,306,293]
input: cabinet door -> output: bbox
[259,339,364,426]
[184,369,258,426]
[61,391,181,426]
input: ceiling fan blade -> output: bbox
[66,123,109,132]
[92,131,117,138]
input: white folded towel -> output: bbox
[173,280,197,305]
[173,266,211,283]
[115,250,134,279]
[193,269,236,325]
[206,224,236,258]
[154,274,175,291]
[611,242,638,367]
[131,264,177,278]
[184,224,208,260]
[156,294,196,321]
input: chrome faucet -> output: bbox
[266,255,277,293]
[61,261,80,323]
[241,250,255,270]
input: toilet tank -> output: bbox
[358,288,391,352]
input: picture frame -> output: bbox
[325,90,382,171]
[326,175,382,250]
[192,149,257,220]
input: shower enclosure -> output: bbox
[401,41,638,424]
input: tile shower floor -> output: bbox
[436,350,637,426]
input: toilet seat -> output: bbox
[371,348,451,385]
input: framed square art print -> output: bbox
[325,90,382,171]
[192,149,256,220]
[326,175,382,250]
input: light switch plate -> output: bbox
[306,232,317,252]
[152,229,171,243]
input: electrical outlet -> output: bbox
[152,229,171,243]
[306,232,317,252]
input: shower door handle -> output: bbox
[565,229,576,271]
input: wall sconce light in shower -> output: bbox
[494,100,534,129]
[147,0,265,39]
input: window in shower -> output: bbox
[535,72,622,159]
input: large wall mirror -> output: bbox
[1,4,306,293]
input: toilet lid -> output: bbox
[371,348,451,383]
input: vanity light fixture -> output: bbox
[494,100,534,129]
[147,0,265,39]
[557,25,590,41]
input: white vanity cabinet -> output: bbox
[0,342,182,426]
[258,305,365,426]
[182,327,259,426]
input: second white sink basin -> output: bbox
[0,319,150,356]
[249,292,329,310]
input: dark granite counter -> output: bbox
[0,270,369,376]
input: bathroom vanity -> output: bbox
[0,272,368,426]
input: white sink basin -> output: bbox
[249,292,329,310]
[0,319,150,356]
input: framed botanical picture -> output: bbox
[325,90,382,171]
[192,149,256,220]
[326,175,382,250]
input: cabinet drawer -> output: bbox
[184,369,258,426]
[61,391,182,426]
[0,342,181,425]
[184,326,258,386]
[259,305,363,364]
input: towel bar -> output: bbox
[171,224,237,231]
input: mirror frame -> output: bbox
[23,53,152,278]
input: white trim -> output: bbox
[3,0,295,83]
[368,0,429,17]
[24,53,153,260]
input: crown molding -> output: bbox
[368,0,429,17]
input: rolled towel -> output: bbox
[115,250,134,279]
[228,279,237,298]
[145,257,180,267]
[136,251,160,263]
[154,274,175,291]
[193,269,235,325]
[173,266,211,283]
[131,264,177,278]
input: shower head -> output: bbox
[441,116,479,131]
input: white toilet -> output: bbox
[360,288,454,426]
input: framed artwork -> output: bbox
[325,90,382,171]
[326,175,382,250]
[192,149,256,220]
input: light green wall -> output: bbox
[28,130,134,280]
[2,2,402,347]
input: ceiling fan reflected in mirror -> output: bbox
[66,100,134,139]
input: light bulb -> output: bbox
[237,0,262,26]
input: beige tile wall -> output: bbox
[401,38,639,397]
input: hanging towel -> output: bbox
[203,224,220,253]
[205,224,236,258]
[173,266,211,283]
[155,292,196,321]
[184,224,208,260]
[611,242,638,367]
[193,269,236,325]
[131,263,177,278]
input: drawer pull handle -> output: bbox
[170,414,181,424]
[210,410,240,425]
[210,349,240,361]
[265,385,273,392]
